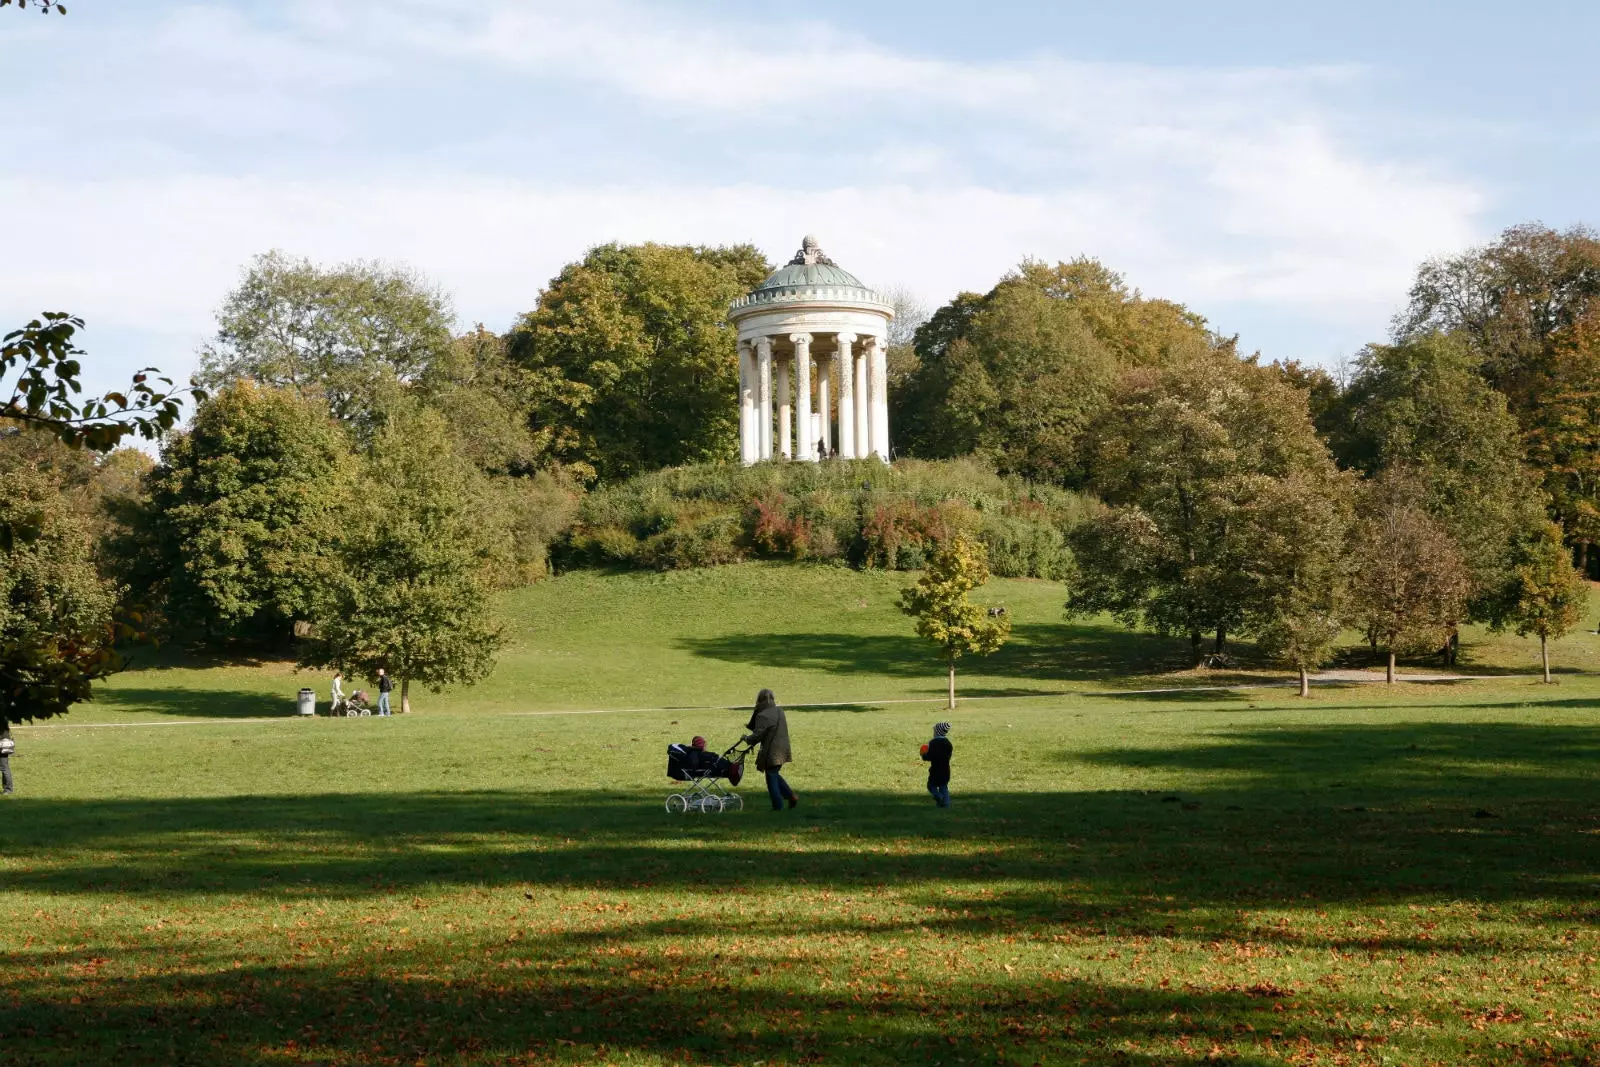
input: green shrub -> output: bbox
[557,458,1092,576]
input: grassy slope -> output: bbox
[3,564,1598,1065]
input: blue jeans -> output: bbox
[377,692,391,716]
[927,782,950,807]
[764,768,794,810]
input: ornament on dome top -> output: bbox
[788,234,835,267]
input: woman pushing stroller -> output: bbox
[744,688,797,811]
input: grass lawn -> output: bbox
[3,563,1598,1065]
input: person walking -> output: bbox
[743,688,796,810]
[376,669,393,717]
[330,671,345,715]
[920,721,953,808]
[1,729,15,795]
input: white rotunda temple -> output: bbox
[728,236,894,464]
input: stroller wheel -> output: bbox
[665,794,687,814]
[701,796,723,814]
[726,794,743,812]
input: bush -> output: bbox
[556,457,1091,577]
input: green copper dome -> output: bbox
[729,235,890,317]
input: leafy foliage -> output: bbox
[128,382,354,645]
[1069,356,1344,664]
[507,242,770,482]
[1502,522,1589,682]
[199,252,455,435]
[2,313,199,456]
[898,535,1010,707]
[0,468,119,727]
[300,404,506,709]
[1347,481,1472,681]
[892,259,1220,481]
[557,457,1087,577]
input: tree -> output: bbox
[1347,485,1472,684]
[898,536,1010,710]
[302,405,506,713]
[1237,471,1356,696]
[0,467,119,729]
[199,251,455,434]
[507,242,770,482]
[1503,523,1589,682]
[3,313,197,460]
[893,259,1220,480]
[131,382,353,645]
[1069,356,1343,665]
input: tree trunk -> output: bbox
[1214,626,1226,655]
[1299,665,1310,698]
[1367,626,1380,658]
[1541,634,1551,684]
[1449,630,1459,666]
[401,677,411,714]
[946,660,956,711]
[1190,631,1203,668]
[1386,649,1395,685]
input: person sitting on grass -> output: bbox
[743,688,796,810]
[921,721,953,808]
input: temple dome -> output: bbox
[730,235,889,314]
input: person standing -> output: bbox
[330,671,345,715]
[743,688,796,810]
[920,721,953,807]
[1,729,14,795]
[376,669,393,717]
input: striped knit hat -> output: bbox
[932,722,951,738]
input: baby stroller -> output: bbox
[665,739,749,814]
[339,690,373,717]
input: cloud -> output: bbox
[0,0,1488,382]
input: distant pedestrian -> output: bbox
[330,671,345,715]
[920,721,952,807]
[1,730,14,795]
[376,669,393,716]
[743,688,796,810]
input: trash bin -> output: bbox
[296,688,316,717]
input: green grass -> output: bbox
[3,563,1598,1065]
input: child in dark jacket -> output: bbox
[920,721,952,807]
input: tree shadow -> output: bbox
[92,687,299,720]
[678,621,1195,684]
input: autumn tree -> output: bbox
[898,536,1010,710]
[1069,356,1344,665]
[199,252,455,435]
[892,259,1220,482]
[129,382,353,645]
[1237,471,1356,696]
[1347,484,1472,684]
[1325,332,1544,645]
[301,404,506,713]
[1502,523,1589,682]
[507,242,770,482]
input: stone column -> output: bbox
[738,340,756,465]
[854,344,869,461]
[791,333,814,461]
[756,335,774,461]
[817,355,832,457]
[867,335,889,461]
[835,333,856,459]
[776,354,792,459]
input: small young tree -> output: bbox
[1505,523,1589,682]
[1348,492,1471,684]
[302,404,505,712]
[899,536,1010,710]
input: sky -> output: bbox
[4,0,1599,399]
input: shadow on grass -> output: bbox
[93,687,299,720]
[679,621,1195,683]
